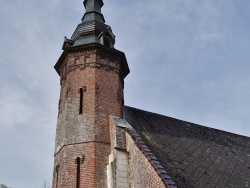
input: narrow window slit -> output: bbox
[76,157,81,188]
[55,164,59,188]
[79,88,83,114]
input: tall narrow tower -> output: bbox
[52,1,129,187]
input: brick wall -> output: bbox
[126,133,167,188]
[52,44,128,188]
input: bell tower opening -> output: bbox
[103,36,111,47]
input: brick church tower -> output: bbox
[52,0,129,187]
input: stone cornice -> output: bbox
[54,43,129,83]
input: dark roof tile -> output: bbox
[125,106,250,188]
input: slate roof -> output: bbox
[124,106,250,188]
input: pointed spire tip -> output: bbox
[83,0,104,9]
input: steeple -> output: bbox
[62,0,115,49]
[82,0,105,23]
[52,1,129,187]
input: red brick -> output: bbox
[52,44,128,188]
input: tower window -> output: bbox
[103,37,111,47]
[76,157,81,188]
[79,86,86,114]
[79,88,83,114]
[55,164,59,188]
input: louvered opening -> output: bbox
[103,37,111,47]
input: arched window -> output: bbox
[98,27,115,48]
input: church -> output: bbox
[52,1,250,187]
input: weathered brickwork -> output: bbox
[126,133,168,188]
[108,116,173,188]
[53,143,95,188]
[52,142,111,188]
[55,46,125,152]
[53,44,128,188]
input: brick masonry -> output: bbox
[126,133,168,188]
[52,44,128,188]
[108,116,175,188]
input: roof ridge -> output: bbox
[124,105,250,139]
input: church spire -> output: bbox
[62,0,116,49]
[82,0,105,23]
[53,1,129,187]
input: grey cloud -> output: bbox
[1,0,250,187]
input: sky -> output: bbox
[0,0,250,187]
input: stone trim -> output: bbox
[126,128,177,188]
[107,150,129,188]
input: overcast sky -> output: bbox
[1,0,250,187]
